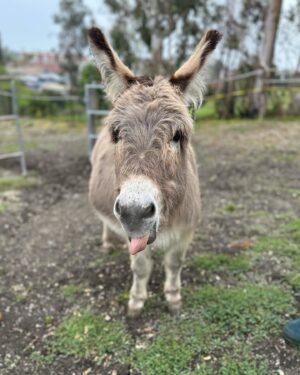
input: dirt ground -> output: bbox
[0,120,300,374]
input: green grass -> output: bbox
[191,353,268,375]
[52,312,132,364]
[286,273,300,289]
[223,203,237,213]
[0,203,8,214]
[61,283,86,301]
[285,218,300,243]
[184,284,293,338]
[37,281,290,374]
[0,141,38,154]
[216,354,269,375]
[194,254,251,273]
[0,175,39,192]
[132,318,217,375]
[131,283,291,374]
[253,236,300,258]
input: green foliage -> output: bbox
[110,24,136,68]
[53,0,93,88]
[194,254,250,273]
[184,284,292,338]
[217,354,268,375]
[79,64,109,109]
[53,312,132,364]
[80,64,100,86]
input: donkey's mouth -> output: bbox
[128,230,156,255]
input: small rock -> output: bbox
[82,369,92,375]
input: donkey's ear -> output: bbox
[170,30,222,108]
[88,27,135,102]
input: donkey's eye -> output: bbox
[111,128,120,143]
[172,130,183,143]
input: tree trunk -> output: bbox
[142,0,164,75]
[253,0,282,117]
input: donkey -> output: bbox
[88,27,222,316]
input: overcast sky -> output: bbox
[0,0,299,71]
[0,0,113,52]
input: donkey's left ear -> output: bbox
[170,30,222,108]
[88,27,135,102]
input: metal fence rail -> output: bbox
[0,77,27,175]
[84,83,109,159]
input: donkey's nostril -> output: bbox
[144,203,156,219]
[115,200,156,224]
[115,200,121,215]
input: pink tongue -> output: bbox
[129,234,150,255]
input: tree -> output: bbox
[54,0,93,90]
[0,33,4,66]
[104,0,213,74]
[253,0,282,117]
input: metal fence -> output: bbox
[205,69,300,118]
[84,83,109,158]
[0,76,27,175]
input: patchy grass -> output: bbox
[117,290,129,303]
[194,254,251,273]
[30,351,55,368]
[0,175,39,192]
[184,284,293,339]
[286,273,300,289]
[285,218,300,243]
[253,236,300,259]
[215,354,269,375]
[0,202,8,214]
[223,203,237,213]
[0,141,38,154]
[131,283,291,374]
[61,283,86,301]
[24,118,86,134]
[51,312,132,365]
[132,318,216,375]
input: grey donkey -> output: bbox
[88,26,222,316]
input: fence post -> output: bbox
[11,79,27,175]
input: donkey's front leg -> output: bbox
[101,223,114,252]
[128,247,153,317]
[164,233,193,313]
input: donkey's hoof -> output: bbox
[165,292,182,314]
[127,307,143,318]
[128,299,144,317]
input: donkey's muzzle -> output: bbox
[113,177,161,251]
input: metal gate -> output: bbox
[0,76,27,175]
[84,83,109,159]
